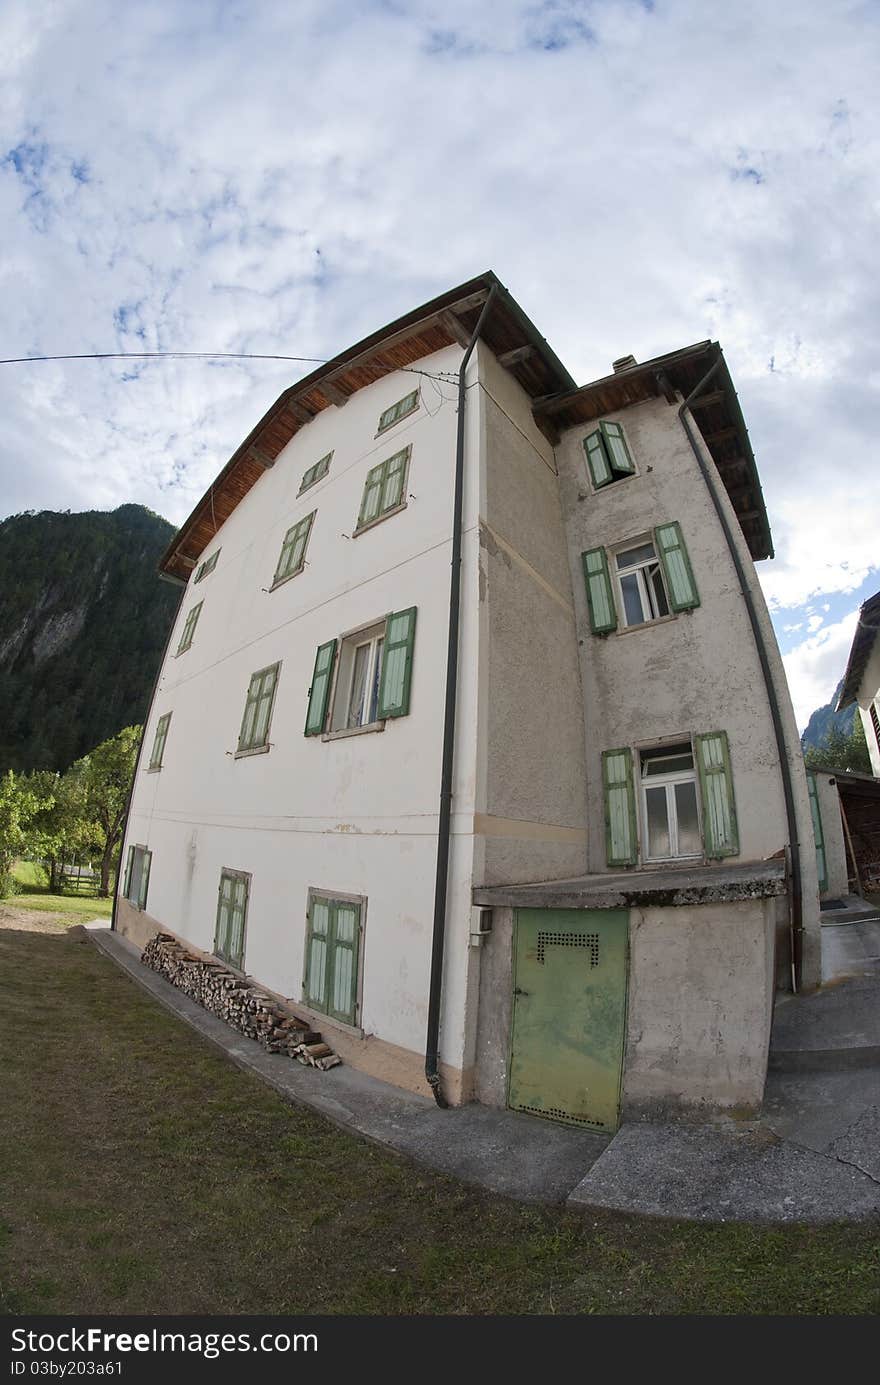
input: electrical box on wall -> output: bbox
[469,907,493,947]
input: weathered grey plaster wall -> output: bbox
[475,344,588,886]
[623,897,775,1114]
[814,771,849,899]
[554,394,820,986]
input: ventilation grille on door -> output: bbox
[517,1104,606,1128]
[536,930,600,967]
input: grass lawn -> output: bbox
[5,860,113,923]
[0,924,877,1317]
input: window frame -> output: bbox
[306,608,418,739]
[123,844,152,911]
[236,661,281,756]
[271,510,316,589]
[614,537,671,629]
[354,445,411,535]
[298,452,332,496]
[376,389,419,436]
[194,549,220,584]
[176,600,203,655]
[147,712,172,771]
[339,626,385,732]
[302,888,365,1028]
[214,867,250,971]
[638,744,703,863]
[583,419,636,491]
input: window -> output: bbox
[122,844,152,911]
[601,730,739,866]
[615,539,670,627]
[583,420,635,489]
[177,600,203,654]
[194,549,220,583]
[304,608,417,736]
[806,771,828,892]
[148,713,171,770]
[298,452,332,495]
[215,869,249,969]
[303,891,363,1025]
[639,745,701,861]
[377,389,418,434]
[272,511,315,587]
[237,662,280,754]
[870,701,880,755]
[355,447,411,533]
[582,522,699,635]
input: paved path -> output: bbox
[85,919,880,1224]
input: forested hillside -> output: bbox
[801,680,856,751]
[0,504,179,772]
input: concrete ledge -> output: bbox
[473,860,786,910]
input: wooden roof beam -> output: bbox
[703,425,739,445]
[318,378,350,408]
[688,388,727,410]
[438,309,473,349]
[497,343,536,369]
[248,445,276,470]
[282,401,315,426]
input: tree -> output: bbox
[0,770,48,897]
[25,768,93,892]
[69,726,141,896]
[803,716,872,775]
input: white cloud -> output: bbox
[782,607,860,730]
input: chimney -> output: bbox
[612,354,637,373]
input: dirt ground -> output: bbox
[0,904,75,934]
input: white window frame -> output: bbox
[326,620,386,737]
[639,745,702,863]
[614,538,670,629]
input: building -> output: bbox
[838,589,880,779]
[115,272,820,1130]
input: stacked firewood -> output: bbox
[141,933,342,1070]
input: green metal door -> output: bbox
[508,908,628,1132]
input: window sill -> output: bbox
[174,647,192,658]
[615,613,678,636]
[234,744,271,759]
[269,567,304,592]
[145,766,162,774]
[294,999,364,1039]
[353,500,408,537]
[322,721,386,742]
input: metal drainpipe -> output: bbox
[110,576,186,932]
[678,360,803,991]
[425,284,498,1107]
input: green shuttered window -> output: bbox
[304,639,338,736]
[215,869,249,969]
[148,713,171,770]
[238,663,280,752]
[377,389,418,434]
[582,548,617,634]
[695,731,739,858]
[377,608,417,719]
[356,447,410,532]
[806,771,828,892]
[298,452,332,495]
[304,892,361,1024]
[583,420,635,489]
[194,550,220,583]
[603,748,637,866]
[272,511,315,586]
[177,600,203,654]
[654,522,700,611]
[124,845,152,911]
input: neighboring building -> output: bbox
[838,590,880,778]
[116,272,820,1131]
[805,768,849,901]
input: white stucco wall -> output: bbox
[855,640,880,777]
[121,343,486,1094]
[553,394,821,985]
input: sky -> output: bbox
[1,0,877,729]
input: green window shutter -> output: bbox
[583,428,612,487]
[381,449,407,511]
[328,900,359,1023]
[602,748,637,866]
[305,895,330,1007]
[654,521,700,611]
[177,600,203,654]
[358,460,385,529]
[304,639,337,735]
[138,850,152,912]
[600,420,635,474]
[123,845,134,898]
[806,771,828,892]
[582,548,617,635]
[274,511,314,583]
[377,608,417,719]
[238,664,280,751]
[695,731,739,858]
[298,452,332,495]
[150,713,170,769]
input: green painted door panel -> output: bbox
[509,908,628,1132]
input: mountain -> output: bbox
[0,504,179,773]
[800,679,856,752]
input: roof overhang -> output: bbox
[158,272,576,582]
[837,590,880,710]
[532,341,774,562]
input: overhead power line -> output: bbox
[0,350,459,382]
